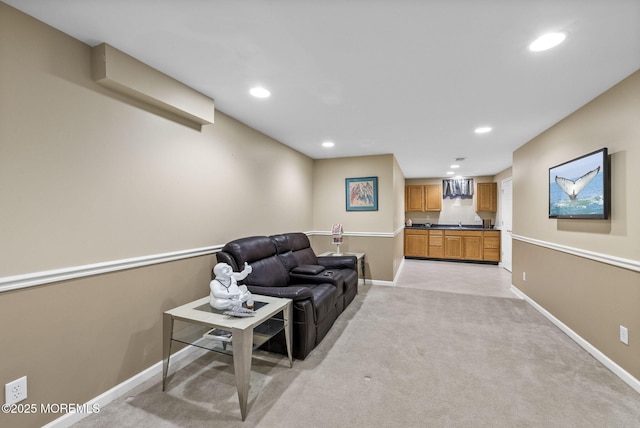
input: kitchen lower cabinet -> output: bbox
[462,233,483,260]
[404,229,429,257]
[482,230,501,262]
[428,230,444,258]
[444,231,483,260]
[405,229,500,263]
[443,235,462,259]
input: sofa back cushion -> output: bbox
[218,236,290,287]
[271,232,319,270]
[286,232,319,266]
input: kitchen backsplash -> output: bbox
[405,197,496,225]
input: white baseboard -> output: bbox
[43,345,207,428]
[510,285,640,395]
[368,279,396,286]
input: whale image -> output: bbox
[554,166,600,200]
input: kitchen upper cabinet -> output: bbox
[405,185,442,212]
[425,184,442,211]
[405,185,425,211]
[476,182,497,212]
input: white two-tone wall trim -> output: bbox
[311,229,397,238]
[0,230,399,293]
[0,245,222,294]
[512,234,640,273]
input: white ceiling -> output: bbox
[6,0,640,178]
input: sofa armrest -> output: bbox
[291,264,325,275]
[317,255,357,271]
[289,271,344,289]
[246,285,313,301]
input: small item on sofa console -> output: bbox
[210,262,253,311]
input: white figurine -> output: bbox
[210,262,253,310]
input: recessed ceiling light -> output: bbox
[450,164,460,169]
[322,141,335,148]
[249,86,271,98]
[474,126,492,134]
[529,32,566,52]
[446,171,455,175]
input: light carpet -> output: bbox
[72,283,640,427]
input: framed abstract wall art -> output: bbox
[346,176,378,211]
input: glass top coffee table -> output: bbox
[162,294,292,421]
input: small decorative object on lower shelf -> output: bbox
[203,328,232,342]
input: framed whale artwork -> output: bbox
[548,147,610,219]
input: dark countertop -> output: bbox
[405,223,497,231]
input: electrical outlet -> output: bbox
[5,376,27,405]
[522,272,526,281]
[620,325,629,345]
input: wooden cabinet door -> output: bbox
[444,231,483,260]
[405,186,425,211]
[462,235,483,260]
[424,184,442,211]
[404,230,428,257]
[444,235,462,259]
[476,182,497,212]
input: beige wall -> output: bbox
[392,156,406,278]
[512,69,640,381]
[311,154,404,282]
[0,3,314,278]
[0,256,216,428]
[513,71,639,259]
[312,154,396,233]
[0,5,314,426]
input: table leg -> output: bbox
[231,327,253,421]
[284,304,293,368]
[162,313,173,391]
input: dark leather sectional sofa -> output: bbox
[216,232,359,359]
